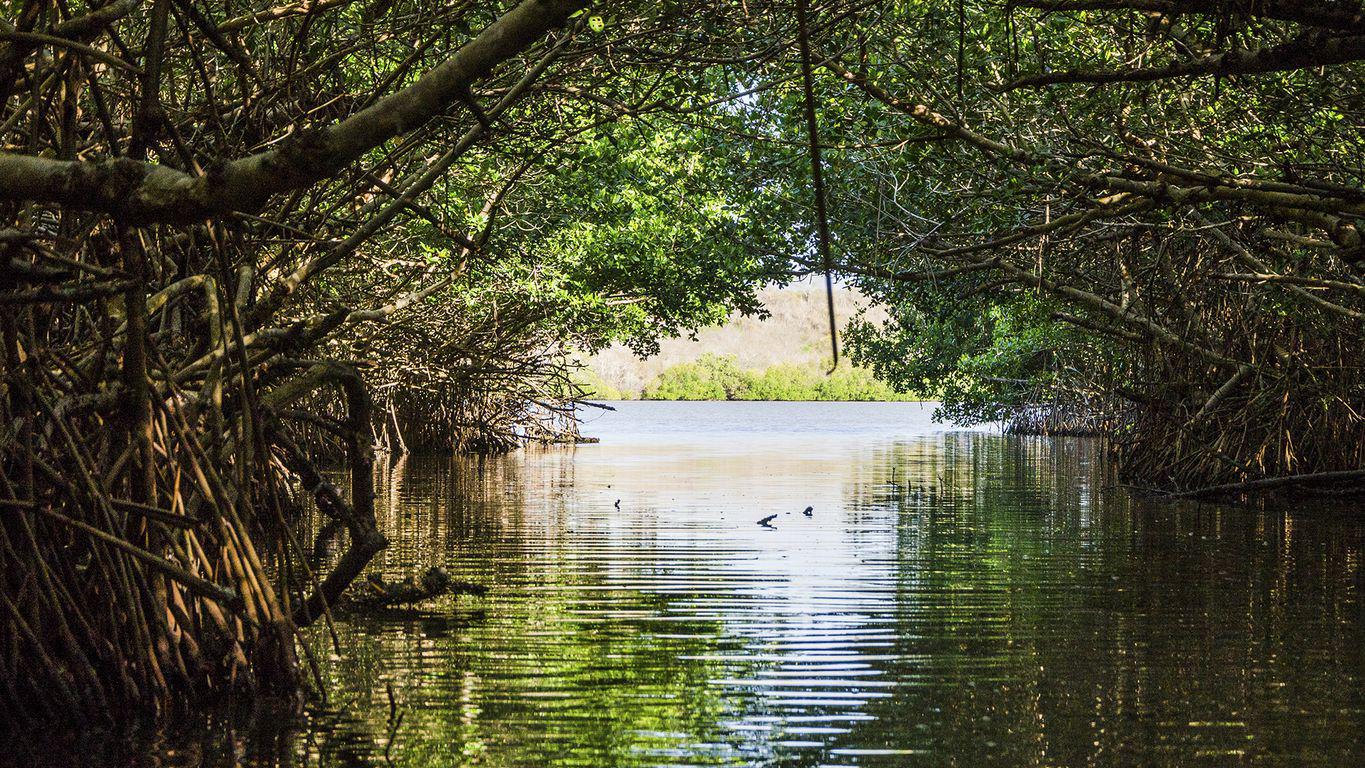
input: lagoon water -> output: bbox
[159,401,1362,766]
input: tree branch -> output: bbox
[1015,1,1365,33]
[0,0,586,223]
[1007,32,1365,89]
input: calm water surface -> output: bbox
[173,402,1362,766]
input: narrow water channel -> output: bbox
[161,402,1362,766]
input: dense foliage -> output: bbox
[728,1,1365,494]
[0,0,802,733]
[337,118,790,450]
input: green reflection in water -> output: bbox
[140,404,1362,767]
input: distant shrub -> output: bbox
[571,367,631,400]
[747,363,819,400]
[638,354,917,401]
[643,353,750,400]
[816,365,905,401]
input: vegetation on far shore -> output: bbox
[577,354,920,402]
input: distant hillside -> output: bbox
[589,287,890,394]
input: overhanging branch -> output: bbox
[0,0,586,223]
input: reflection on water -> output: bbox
[177,403,1362,765]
